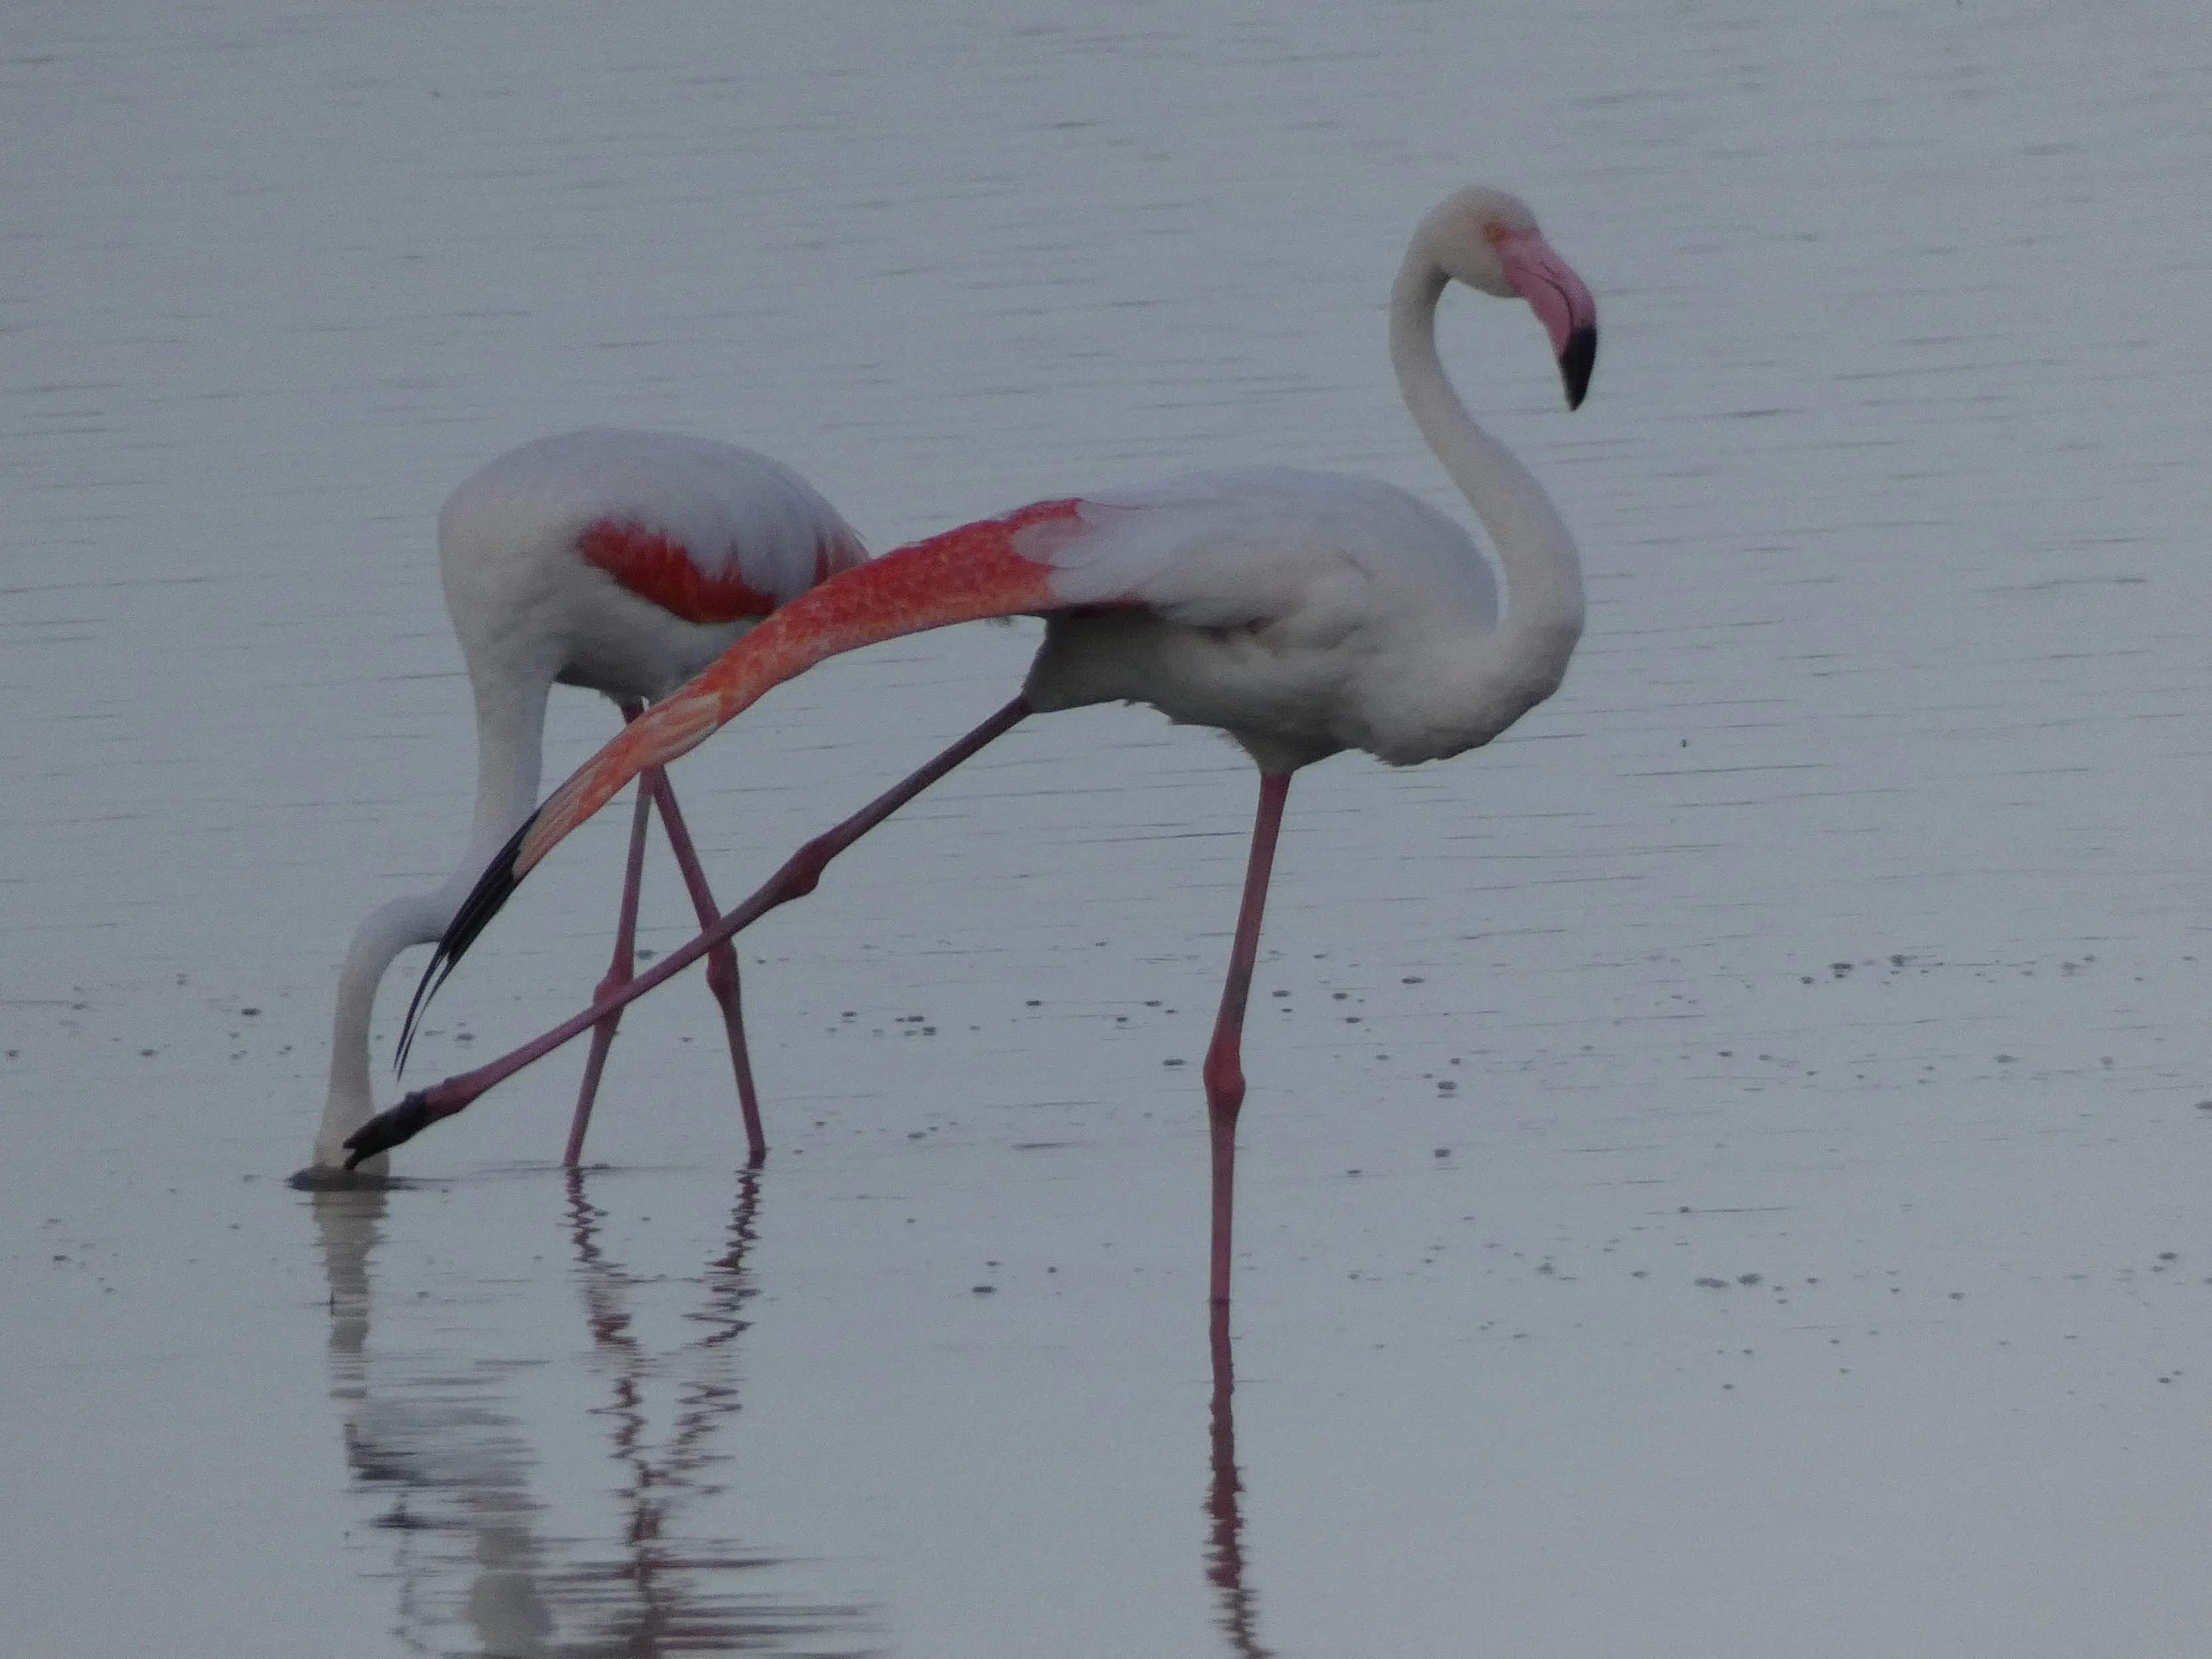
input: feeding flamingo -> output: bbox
[356,187,1595,1304]
[298,429,865,1181]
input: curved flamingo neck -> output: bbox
[461,672,552,875]
[311,673,553,1168]
[316,889,457,1165]
[1388,244,1585,694]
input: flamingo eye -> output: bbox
[1481,220,1510,246]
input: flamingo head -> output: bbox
[1423,187,1599,409]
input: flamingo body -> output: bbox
[440,428,863,707]
[305,429,863,1175]
[1006,465,1558,771]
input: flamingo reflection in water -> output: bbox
[318,1181,1283,1655]
[1206,1306,1275,1659]
[310,1179,876,1656]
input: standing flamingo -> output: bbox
[300,429,865,1180]
[357,187,1595,1305]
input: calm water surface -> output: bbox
[5,3,2211,1655]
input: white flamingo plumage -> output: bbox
[300,429,865,1180]
[364,187,1596,1305]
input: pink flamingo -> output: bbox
[301,429,865,1181]
[360,187,1595,1303]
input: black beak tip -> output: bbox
[1560,324,1597,410]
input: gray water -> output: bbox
[6,3,2211,1654]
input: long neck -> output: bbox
[316,891,458,1164]
[1388,249,1585,699]
[460,671,552,879]
[310,674,550,1168]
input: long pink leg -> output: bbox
[642,772,766,1161]
[1200,771,1292,1308]
[344,697,1033,1167]
[564,703,656,1166]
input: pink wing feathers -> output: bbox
[447,429,867,626]
[577,508,867,625]
[518,498,1081,873]
[565,433,867,619]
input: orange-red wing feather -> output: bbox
[579,518,780,623]
[515,500,1080,874]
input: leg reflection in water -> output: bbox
[311,1178,875,1656]
[1206,1307,1275,1659]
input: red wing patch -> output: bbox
[579,517,778,624]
